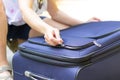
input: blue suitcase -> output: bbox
[13,21,120,80]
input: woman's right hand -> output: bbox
[44,27,63,46]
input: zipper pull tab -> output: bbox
[93,41,102,47]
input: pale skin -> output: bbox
[0,0,8,67]
[18,0,100,46]
[0,0,12,78]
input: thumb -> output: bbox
[53,29,63,44]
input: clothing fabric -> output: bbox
[7,16,46,40]
[33,0,47,14]
[2,0,24,26]
[2,0,48,26]
[7,16,46,53]
[7,24,30,40]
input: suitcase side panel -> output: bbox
[13,52,81,80]
[77,48,120,80]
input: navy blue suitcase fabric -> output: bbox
[13,49,120,80]
[13,21,120,80]
[19,21,120,65]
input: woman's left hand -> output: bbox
[87,17,101,22]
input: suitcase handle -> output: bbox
[24,71,55,80]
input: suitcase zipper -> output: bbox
[28,39,101,50]
[56,40,101,50]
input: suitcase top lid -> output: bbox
[19,21,120,66]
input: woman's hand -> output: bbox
[87,17,101,22]
[44,27,63,46]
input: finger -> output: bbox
[44,33,59,46]
[46,29,63,45]
[53,29,63,44]
[92,17,101,21]
[45,37,56,46]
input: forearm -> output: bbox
[18,0,53,35]
[51,10,83,26]
[21,8,52,34]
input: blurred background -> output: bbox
[56,0,120,21]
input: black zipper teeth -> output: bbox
[28,39,94,50]
[90,39,120,57]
